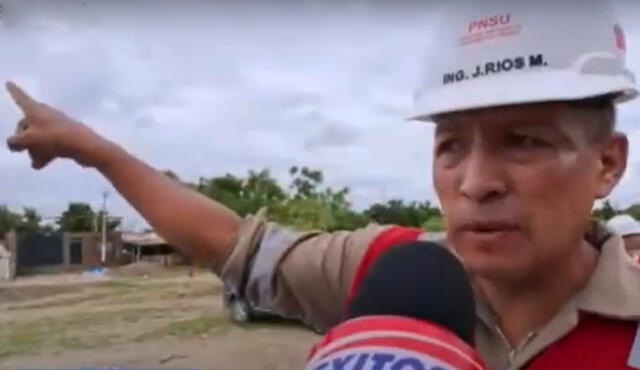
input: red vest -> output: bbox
[347,226,640,370]
[526,312,638,369]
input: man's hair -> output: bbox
[568,94,617,143]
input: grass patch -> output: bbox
[152,315,226,339]
[101,279,139,296]
[101,279,138,288]
[57,334,113,351]
[95,279,148,304]
[101,279,203,302]
[0,307,176,357]
[0,275,225,358]
[232,320,312,333]
[0,284,79,305]
[5,291,115,311]
[0,318,67,357]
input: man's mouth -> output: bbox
[459,221,520,234]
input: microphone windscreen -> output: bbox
[347,241,476,345]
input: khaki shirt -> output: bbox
[215,210,640,369]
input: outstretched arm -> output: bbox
[5,81,240,265]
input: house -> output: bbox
[62,231,124,267]
[121,231,186,266]
[10,231,123,276]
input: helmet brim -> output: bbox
[408,71,638,122]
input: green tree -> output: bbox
[17,207,43,234]
[0,205,21,235]
[58,203,96,232]
[96,211,122,231]
[197,170,286,217]
[245,169,287,207]
[624,204,640,220]
[421,216,445,232]
[177,166,440,232]
[289,166,324,199]
[324,188,369,231]
[271,167,367,231]
[592,200,618,221]
[364,200,442,228]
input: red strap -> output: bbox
[345,226,423,313]
[526,312,638,370]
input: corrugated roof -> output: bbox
[121,232,167,246]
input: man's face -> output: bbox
[433,102,626,280]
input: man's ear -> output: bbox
[595,133,628,199]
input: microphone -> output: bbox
[304,242,485,370]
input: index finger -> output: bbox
[6,81,39,113]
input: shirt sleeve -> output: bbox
[213,208,390,332]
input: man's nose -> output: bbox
[458,145,507,202]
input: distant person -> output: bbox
[608,214,640,262]
[4,1,640,369]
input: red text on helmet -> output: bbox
[468,14,511,34]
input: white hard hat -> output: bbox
[411,0,638,121]
[608,215,640,237]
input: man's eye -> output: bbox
[436,139,462,155]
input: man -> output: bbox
[608,214,640,262]
[4,1,640,369]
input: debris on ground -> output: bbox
[159,353,189,364]
[77,267,110,282]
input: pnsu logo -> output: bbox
[462,14,520,46]
[468,14,511,34]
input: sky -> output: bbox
[0,0,639,231]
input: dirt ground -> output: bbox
[0,264,320,370]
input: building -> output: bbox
[121,231,186,266]
[62,231,124,267]
[7,231,123,276]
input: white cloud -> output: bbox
[0,1,639,230]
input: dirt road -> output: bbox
[0,266,319,370]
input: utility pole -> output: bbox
[101,191,109,265]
